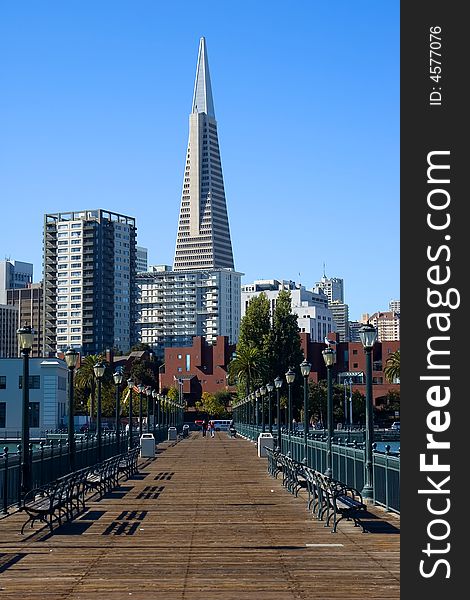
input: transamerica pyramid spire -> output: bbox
[173,37,234,271]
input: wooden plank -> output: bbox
[0,433,400,599]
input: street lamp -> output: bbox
[113,369,123,451]
[347,379,353,428]
[260,386,267,432]
[138,384,145,438]
[255,389,260,429]
[300,359,311,461]
[93,361,106,462]
[274,376,282,451]
[266,382,274,434]
[152,389,158,435]
[322,347,336,477]
[17,325,33,497]
[359,323,378,499]
[127,378,134,449]
[285,368,295,454]
[145,387,152,432]
[64,347,79,471]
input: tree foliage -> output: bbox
[384,350,400,383]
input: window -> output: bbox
[0,402,5,427]
[19,376,40,389]
[353,363,359,369]
[58,377,66,391]
[29,402,40,427]
[0,376,6,389]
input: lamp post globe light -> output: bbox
[17,325,34,497]
[127,378,134,449]
[359,323,378,500]
[64,347,80,472]
[260,386,267,433]
[93,361,106,462]
[274,376,283,451]
[266,382,274,434]
[113,369,123,451]
[322,347,336,478]
[285,368,295,454]
[300,359,311,461]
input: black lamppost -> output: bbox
[113,369,123,451]
[93,361,106,462]
[64,347,79,472]
[127,378,134,449]
[285,368,295,454]
[322,347,336,477]
[266,382,274,434]
[145,387,152,432]
[274,376,282,451]
[359,323,378,500]
[260,386,266,432]
[255,389,260,429]
[17,325,33,497]
[138,384,145,438]
[300,359,311,461]
[152,389,158,434]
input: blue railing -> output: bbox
[236,424,400,513]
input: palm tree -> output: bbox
[228,344,267,396]
[384,350,400,383]
[74,354,104,422]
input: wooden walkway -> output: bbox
[0,432,400,599]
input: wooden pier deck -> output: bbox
[0,432,400,599]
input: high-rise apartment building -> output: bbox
[7,283,43,357]
[389,299,400,314]
[137,266,241,358]
[329,301,350,342]
[136,247,148,273]
[241,279,334,343]
[0,304,18,357]
[173,37,234,271]
[0,259,33,304]
[314,273,344,304]
[43,209,137,355]
[363,311,400,342]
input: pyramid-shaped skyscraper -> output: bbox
[173,37,234,271]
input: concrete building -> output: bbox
[389,300,400,314]
[0,305,18,358]
[43,209,137,356]
[314,273,344,304]
[0,259,33,304]
[136,246,148,273]
[137,266,241,358]
[0,358,68,435]
[159,335,235,404]
[241,279,334,343]
[348,320,362,342]
[329,300,350,342]
[363,311,400,342]
[173,37,234,271]
[7,284,43,357]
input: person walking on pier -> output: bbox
[209,420,215,438]
[202,419,207,437]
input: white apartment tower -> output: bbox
[173,37,234,271]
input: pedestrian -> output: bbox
[209,420,215,438]
[202,419,207,437]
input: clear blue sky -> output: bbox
[0,0,399,321]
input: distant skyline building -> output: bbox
[314,272,344,304]
[173,37,234,271]
[389,299,400,313]
[136,266,241,357]
[43,209,137,356]
[7,283,43,357]
[0,304,18,358]
[136,246,148,273]
[241,279,334,343]
[329,300,350,342]
[0,258,33,304]
[363,310,400,342]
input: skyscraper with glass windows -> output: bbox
[43,209,137,355]
[173,37,234,271]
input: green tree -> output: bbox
[197,391,227,418]
[228,345,267,396]
[384,350,400,383]
[74,354,104,421]
[238,293,271,352]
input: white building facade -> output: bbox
[241,279,334,343]
[0,358,68,436]
[0,259,33,304]
[137,266,242,357]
